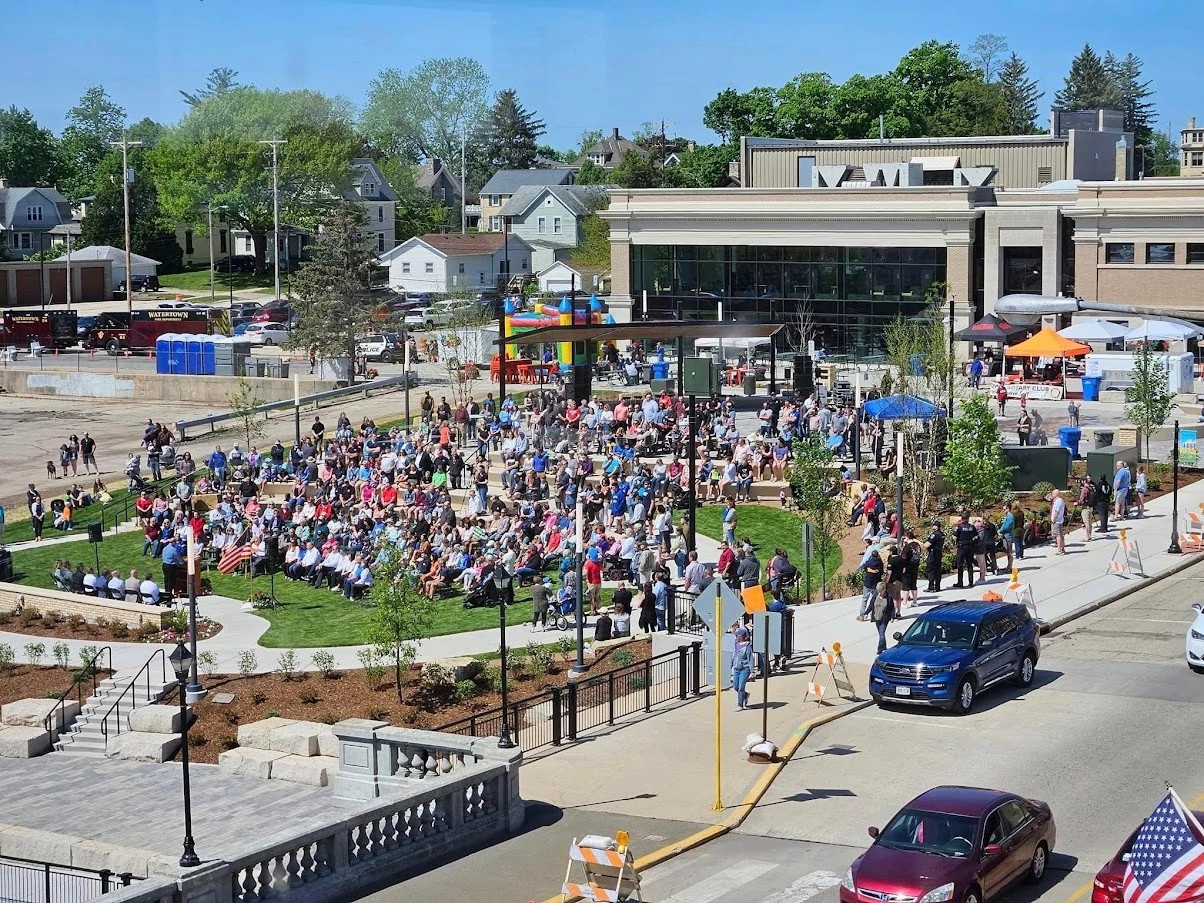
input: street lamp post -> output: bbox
[109,136,143,315]
[499,295,516,411]
[1169,420,1183,554]
[207,203,227,304]
[572,487,587,675]
[895,430,905,539]
[168,641,201,869]
[258,139,287,303]
[184,530,204,703]
[491,567,517,749]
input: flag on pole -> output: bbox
[218,543,252,576]
[1123,789,1204,903]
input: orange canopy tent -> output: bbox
[1002,326,1091,358]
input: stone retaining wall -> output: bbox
[0,582,169,630]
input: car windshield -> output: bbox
[877,808,979,858]
[900,618,976,649]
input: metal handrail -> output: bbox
[44,646,111,735]
[99,648,169,748]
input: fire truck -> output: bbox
[85,309,211,354]
[0,312,79,350]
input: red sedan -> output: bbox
[1092,806,1204,903]
[840,786,1056,903]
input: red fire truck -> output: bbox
[0,312,79,350]
[85,310,211,354]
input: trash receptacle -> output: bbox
[1095,430,1114,449]
[1081,376,1101,401]
[1058,426,1082,459]
[245,358,265,378]
[278,361,289,379]
[265,361,281,378]
[651,361,669,380]
[743,373,757,395]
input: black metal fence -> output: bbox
[0,856,136,903]
[435,643,705,754]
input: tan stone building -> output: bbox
[1181,117,1204,177]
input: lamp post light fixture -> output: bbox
[168,640,201,869]
[491,566,517,749]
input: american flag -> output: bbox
[217,543,252,576]
[1123,790,1204,903]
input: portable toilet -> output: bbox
[155,334,174,374]
[170,335,188,375]
[200,336,217,376]
[185,336,203,375]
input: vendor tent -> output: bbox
[693,336,771,351]
[1057,319,1129,342]
[955,313,1027,343]
[1123,320,1202,343]
[863,394,945,421]
[1003,327,1090,358]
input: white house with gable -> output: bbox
[378,233,533,293]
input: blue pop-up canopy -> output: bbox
[863,393,945,421]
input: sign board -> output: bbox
[703,631,735,690]
[691,578,742,633]
[751,611,784,656]
[1003,383,1064,401]
[1181,429,1198,467]
[1084,357,1103,377]
[741,585,767,613]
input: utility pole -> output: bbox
[207,202,227,303]
[460,130,467,234]
[109,136,143,314]
[259,139,287,302]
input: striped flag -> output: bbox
[218,543,252,576]
[1123,789,1204,903]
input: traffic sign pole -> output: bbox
[712,578,723,812]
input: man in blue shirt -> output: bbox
[161,540,183,602]
[207,445,228,489]
[969,356,984,389]
[1113,459,1131,519]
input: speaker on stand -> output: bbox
[570,365,593,404]
[793,355,815,399]
[87,522,103,574]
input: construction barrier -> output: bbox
[561,832,642,902]
[1106,528,1145,578]
[802,643,857,705]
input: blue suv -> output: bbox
[869,601,1040,714]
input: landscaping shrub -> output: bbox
[163,610,189,634]
[94,617,110,632]
[480,665,503,693]
[611,649,634,668]
[0,609,12,626]
[420,662,455,689]
[191,732,208,747]
[399,708,418,725]
[266,710,280,719]
[237,650,258,677]
[839,570,863,591]
[299,692,320,705]
[357,649,386,690]
[220,711,239,726]
[526,642,556,675]
[1031,481,1056,499]
[78,646,100,673]
[109,621,130,639]
[557,636,574,657]
[250,692,267,706]
[275,650,298,682]
[137,623,159,641]
[19,606,43,626]
[43,610,63,624]
[311,650,337,679]
[24,642,45,667]
[0,644,14,671]
[506,646,528,677]
[197,651,218,677]
[453,679,477,702]
[249,590,280,611]
[220,736,238,751]
[52,642,70,669]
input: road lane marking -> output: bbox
[642,853,709,887]
[1064,877,1095,903]
[857,715,972,731]
[661,860,778,903]
[759,870,843,903]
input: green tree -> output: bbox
[664,143,738,188]
[967,34,1009,82]
[81,148,182,273]
[0,107,63,187]
[226,378,266,448]
[1105,52,1156,150]
[152,87,357,274]
[573,160,610,186]
[367,556,433,705]
[478,88,545,177]
[830,73,911,139]
[893,40,977,134]
[1054,44,1121,111]
[59,86,126,201]
[289,204,379,384]
[942,393,1014,506]
[610,149,659,188]
[1147,129,1181,176]
[389,166,454,244]
[1124,343,1174,462]
[786,436,843,599]
[180,67,242,107]
[126,117,166,147]
[574,196,611,272]
[361,58,489,173]
[927,80,1008,137]
[702,87,778,142]
[575,129,604,158]
[773,73,839,139]
[998,52,1043,134]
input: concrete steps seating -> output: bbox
[53,676,175,759]
[219,718,340,787]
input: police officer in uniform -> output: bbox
[923,521,945,592]
[951,511,978,589]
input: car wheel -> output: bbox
[263,339,274,346]
[105,339,122,356]
[425,320,434,331]
[1015,652,1036,687]
[964,887,981,903]
[952,677,976,715]
[1190,663,1204,674]
[1026,842,1048,883]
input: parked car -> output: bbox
[841,786,1056,903]
[869,601,1040,714]
[213,255,257,273]
[1091,801,1204,903]
[423,299,480,329]
[156,301,207,311]
[243,322,290,346]
[1188,602,1204,673]
[253,303,291,323]
[405,292,436,306]
[357,333,405,362]
[230,301,262,316]
[232,322,250,336]
[118,274,161,294]
[402,308,429,329]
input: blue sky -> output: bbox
[17,0,1196,148]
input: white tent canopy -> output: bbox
[1123,320,1202,343]
[693,336,771,351]
[1057,319,1129,342]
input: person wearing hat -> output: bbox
[951,510,977,588]
[731,626,754,711]
[593,606,614,642]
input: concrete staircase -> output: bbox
[53,675,174,758]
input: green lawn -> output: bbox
[695,504,841,598]
[158,270,274,293]
[9,527,535,649]
[3,473,184,545]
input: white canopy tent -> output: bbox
[1123,320,1203,343]
[693,336,772,351]
[1057,319,1129,342]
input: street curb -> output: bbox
[535,698,874,903]
[1043,551,1204,632]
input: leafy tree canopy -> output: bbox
[0,106,63,187]
[180,67,242,107]
[478,88,545,178]
[59,86,126,201]
[81,147,182,273]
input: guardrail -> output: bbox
[98,648,170,750]
[0,854,136,903]
[174,373,417,441]
[44,646,111,736]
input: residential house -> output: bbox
[575,128,648,170]
[343,158,399,254]
[1,181,74,258]
[378,232,533,294]
[499,184,606,270]
[536,259,609,295]
[412,158,463,210]
[51,245,160,293]
[478,168,575,232]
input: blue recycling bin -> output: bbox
[651,361,669,380]
[1081,376,1101,401]
[1058,426,1082,459]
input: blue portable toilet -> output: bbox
[185,336,203,375]
[170,335,188,375]
[155,334,173,374]
[200,336,216,376]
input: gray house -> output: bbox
[0,181,74,257]
[479,168,575,232]
[499,185,606,271]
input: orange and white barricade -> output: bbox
[560,832,642,902]
[802,644,857,705]
[1106,528,1145,578]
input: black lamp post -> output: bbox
[169,640,201,868]
[1169,419,1182,554]
[491,566,516,749]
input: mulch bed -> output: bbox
[0,664,116,708]
[0,610,222,645]
[169,638,652,765]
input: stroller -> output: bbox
[462,582,495,609]
[550,587,582,632]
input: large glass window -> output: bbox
[1106,242,1134,263]
[1003,247,1043,295]
[1146,243,1175,264]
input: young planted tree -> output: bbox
[289,204,379,385]
[942,393,1014,507]
[787,436,843,598]
[367,556,434,705]
[435,301,494,408]
[227,378,266,448]
[1124,343,1174,462]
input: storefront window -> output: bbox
[1003,247,1042,294]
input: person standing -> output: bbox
[29,493,45,542]
[207,445,228,490]
[721,498,738,547]
[859,547,883,620]
[1016,410,1032,446]
[1095,473,1112,533]
[1134,465,1147,517]
[998,505,1015,571]
[952,511,977,588]
[1113,460,1131,520]
[969,355,984,390]
[923,521,944,593]
[1067,400,1081,427]
[1077,476,1096,541]
[871,581,896,654]
[80,433,97,475]
[995,382,1008,416]
[531,577,551,630]
[731,626,753,711]
[583,554,602,616]
[1050,489,1067,555]
[161,539,183,601]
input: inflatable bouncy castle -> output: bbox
[503,294,613,366]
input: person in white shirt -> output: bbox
[107,570,126,600]
[139,577,161,605]
[82,568,98,595]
